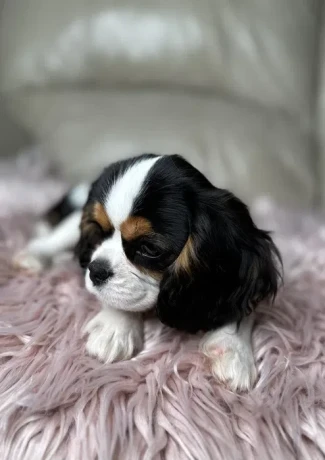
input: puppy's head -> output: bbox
[75,154,281,331]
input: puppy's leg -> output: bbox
[200,314,256,391]
[14,211,82,272]
[83,308,144,362]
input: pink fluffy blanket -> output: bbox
[1,153,325,460]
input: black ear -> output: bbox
[156,188,281,333]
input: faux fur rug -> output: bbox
[1,152,325,460]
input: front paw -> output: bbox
[83,309,143,363]
[200,332,257,391]
[13,238,50,273]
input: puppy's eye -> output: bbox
[137,243,162,259]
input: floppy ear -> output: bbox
[156,189,281,333]
[74,204,104,269]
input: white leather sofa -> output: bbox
[1,0,324,207]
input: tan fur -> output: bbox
[174,236,196,275]
[120,216,153,241]
[77,204,102,250]
[92,202,113,232]
[79,204,93,232]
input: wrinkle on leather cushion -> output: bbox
[6,89,315,207]
[318,5,325,206]
[0,0,320,118]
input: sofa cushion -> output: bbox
[6,89,315,207]
[0,0,320,120]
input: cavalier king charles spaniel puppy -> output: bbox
[15,154,281,391]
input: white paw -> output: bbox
[83,309,143,363]
[200,330,257,391]
[13,249,45,273]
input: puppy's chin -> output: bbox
[85,269,160,313]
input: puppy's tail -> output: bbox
[44,183,90,227]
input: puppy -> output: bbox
[15,154,281,391]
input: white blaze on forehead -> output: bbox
[105,156,161,227]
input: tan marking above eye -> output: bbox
[174,236,196,275]
[80,204,93,230]
[120,216,153,241]
[92,202,113,232]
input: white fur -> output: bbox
[68,183,90,208]
[33,221,52,238]
[83,308,143,362]
[14,156,257,391]
[83,157,162,361]
[14,211,81,271]
[14,183,89,272]
[86,156,162,313]
[86,231,159,312]
[200,314,257,391]
[105,156,161,226]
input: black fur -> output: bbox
[74,216,105,269]
[45,192,78,226]
[70,153,281,333]
[155,157,281,332]
[88,153,159,205]
[74,154,159,269]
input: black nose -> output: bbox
[88,259,113,286]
